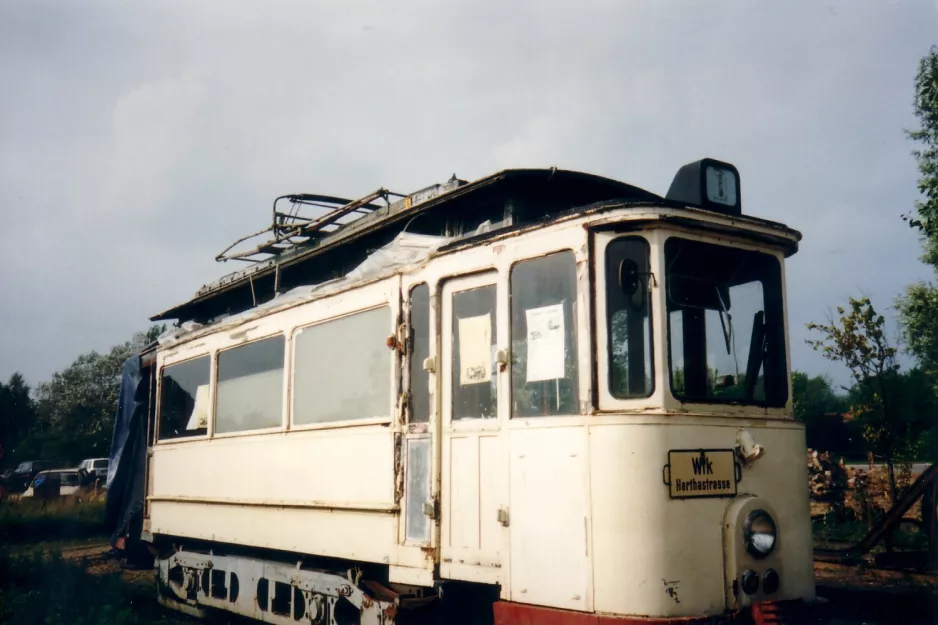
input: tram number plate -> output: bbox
[664,449,739,499]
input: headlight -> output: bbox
[743,509,777,559]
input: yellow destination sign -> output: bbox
[666,449,738,499]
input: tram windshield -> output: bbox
[664,237,787,407]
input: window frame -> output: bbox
[603,236,656,401]
[507,248,581,418]
[211,332,288,439]
[439,269,503,433]
[448,279,500,422]
[592,230,663,412]
[407,282,431,425]
[663,234,789,408]
[289,303,396,432]
[155,352,213,444]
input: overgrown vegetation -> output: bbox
[0,497,191,625]
[805,298,938,502]
[0,547,190,625]
[0,499,107,545]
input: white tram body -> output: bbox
[142,161,815,625]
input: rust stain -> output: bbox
[421,545,437,567]
[393,433,404,503]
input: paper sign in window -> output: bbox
[459,314,492,385]
[186,384,210,431]
[525,303,565,382]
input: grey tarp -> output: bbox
[105,353,149,552]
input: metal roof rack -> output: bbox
[215,189,407,264]
[153,169,660,323]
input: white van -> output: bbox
[77,457,109,479]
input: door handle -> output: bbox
[495,349,509,373]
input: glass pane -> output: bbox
[452,284,497,419]
[294,307,391,424]
[159,356,211,440]
[606,238,654,398]
[665,237,786,406]
[510,252,579,417]
[215,335,285,433]
[404,438,431,543]
[409,284,430,423]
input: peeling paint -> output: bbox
[662,579,681,605]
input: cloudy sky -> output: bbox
[1,0,936,389]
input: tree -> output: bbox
[0,373,37,469]
[898,47,938,383]
[901,46,938,262]
[846,368,938,464]
[791,371,847,421]
[897,282,938,386]
[791,371,854,455]
[22,326,163,465]
[806,297,906,502]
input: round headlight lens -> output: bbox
[743,509,777,559]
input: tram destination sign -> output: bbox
[663,449,740,499]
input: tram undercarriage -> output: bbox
[156,547,438,625]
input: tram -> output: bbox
[129,160,815,625]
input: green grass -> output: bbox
[0,498,106,545]
[0,548,192,625]
[813,516,870,547]
[0,498,200,625]
[813,511,930,551]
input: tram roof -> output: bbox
[151,165,798,325]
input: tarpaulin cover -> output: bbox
[105,353,149,549]
[158,231,453,347]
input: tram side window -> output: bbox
[158,356,211,440]
[510,251,579,417]
[606,237,654,398]
[215,335,285,434]
[409,284,431,423]
[293,306,391,424]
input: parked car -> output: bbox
[21,469,80,498]
[77,457,109,479]
[2,460,55,493]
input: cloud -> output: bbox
[0,0,936,389]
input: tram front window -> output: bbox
[665,237,787,406]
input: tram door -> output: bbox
[439,272,508,584]
[401,283,434,554]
